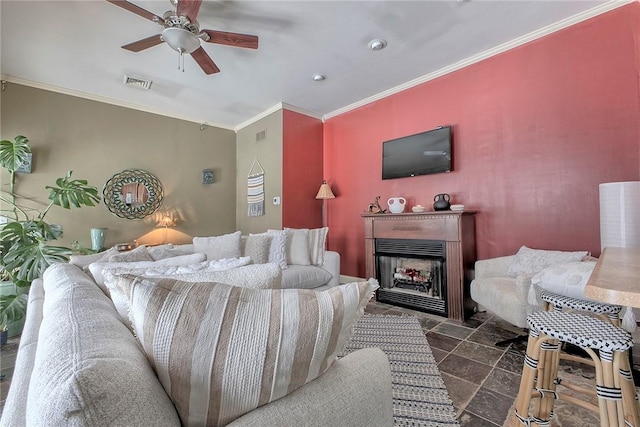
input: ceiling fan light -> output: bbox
[162,27,200,54]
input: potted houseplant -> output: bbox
[0,135,100,337]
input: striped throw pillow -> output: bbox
[119,276,378,426]
[285,227,329,266]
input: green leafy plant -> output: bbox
[0,135,100,331]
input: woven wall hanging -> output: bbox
[247,158,265,217]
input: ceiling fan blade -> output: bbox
[122,35,164,52]
[203,30,259,49]
[106,0,163,22]
[191,47,220,74]
[176,0,202,23]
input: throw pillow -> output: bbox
[531,261,597,300]
[69,247,119,270]
[193,231,242,261]
[147,243,194,260]
[87,253,207,293]
[272,228,310,266]
[507,246,589,277]
[286,227,328,266]
[108,245,153,262]
[242,234,272,264]
[119,275,378,426]
[103,262,281,322]
[265,230,288,269]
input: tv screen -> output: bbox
[382,126,452,180]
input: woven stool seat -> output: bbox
[514,310,640,426]
[527,310,632,352]
[539,289,622,315]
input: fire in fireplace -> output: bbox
[375,239,447,315]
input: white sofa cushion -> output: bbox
[281,265,333,289]
[88,253,207,293]
[147,243,195,260]
[108,245,153,262]
[118,275,378,426]
[69,247,119,270]
[507,246,589,277]
[26,263,180,426]
[531,261,597,300]
[193,231,242,261]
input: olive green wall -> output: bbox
[0,83,237,248]
[235,110,283,234]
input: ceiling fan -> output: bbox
[106,0,258,75]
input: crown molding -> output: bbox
[0,75,235,131]
[234,102,323,132]
[323,0,634,121]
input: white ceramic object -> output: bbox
[412,205,426,213]
[450,204,465,211]
[387,197,406,213]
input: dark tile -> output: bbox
[440,372,478,409]
[418,317,441,330]
[433,322,474,340]
[437,353,493,385]
[466,328,516,348]
[464,387,513,425]
[426,331,461,352]
[496,348,526,374]
[453,341,504,366]
[430,346,449,363]
[463,311,491,329]
[458,410,500,427]
[482,367,521,398]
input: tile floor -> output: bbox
[0,300,627,426]
[363,300,607,427]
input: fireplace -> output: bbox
[362,211,477,322]
[376,239,447,315]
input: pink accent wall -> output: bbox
[282,109,324,229]
[323,4,640,277]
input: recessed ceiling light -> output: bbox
[368,39,387,51]
[312,74,326,81]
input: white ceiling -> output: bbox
[0,0,622,130]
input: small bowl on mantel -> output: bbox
[411,205,426,213]
[450,204,465,212]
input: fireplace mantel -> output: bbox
[362,211,477,322]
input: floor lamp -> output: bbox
[315,180,335,227]
[599,181,640,331]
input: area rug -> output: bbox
[340,314,460,426]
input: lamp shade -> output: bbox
[315,180,335,200]
[599,181,640,249]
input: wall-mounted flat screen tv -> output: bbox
[382,126,452,180]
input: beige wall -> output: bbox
[235,110,283,234]
[0,83,237,248]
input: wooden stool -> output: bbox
[513,310,639,427]
[539,289,622,326]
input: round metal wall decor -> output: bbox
[102,169,163,219]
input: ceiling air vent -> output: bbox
[123,74,152,90]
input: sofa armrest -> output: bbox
[228,347,393,427]
[474,255,516,279]
[320,250,340,288]
[0,279,45,427]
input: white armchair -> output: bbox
[470,255,535,329]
